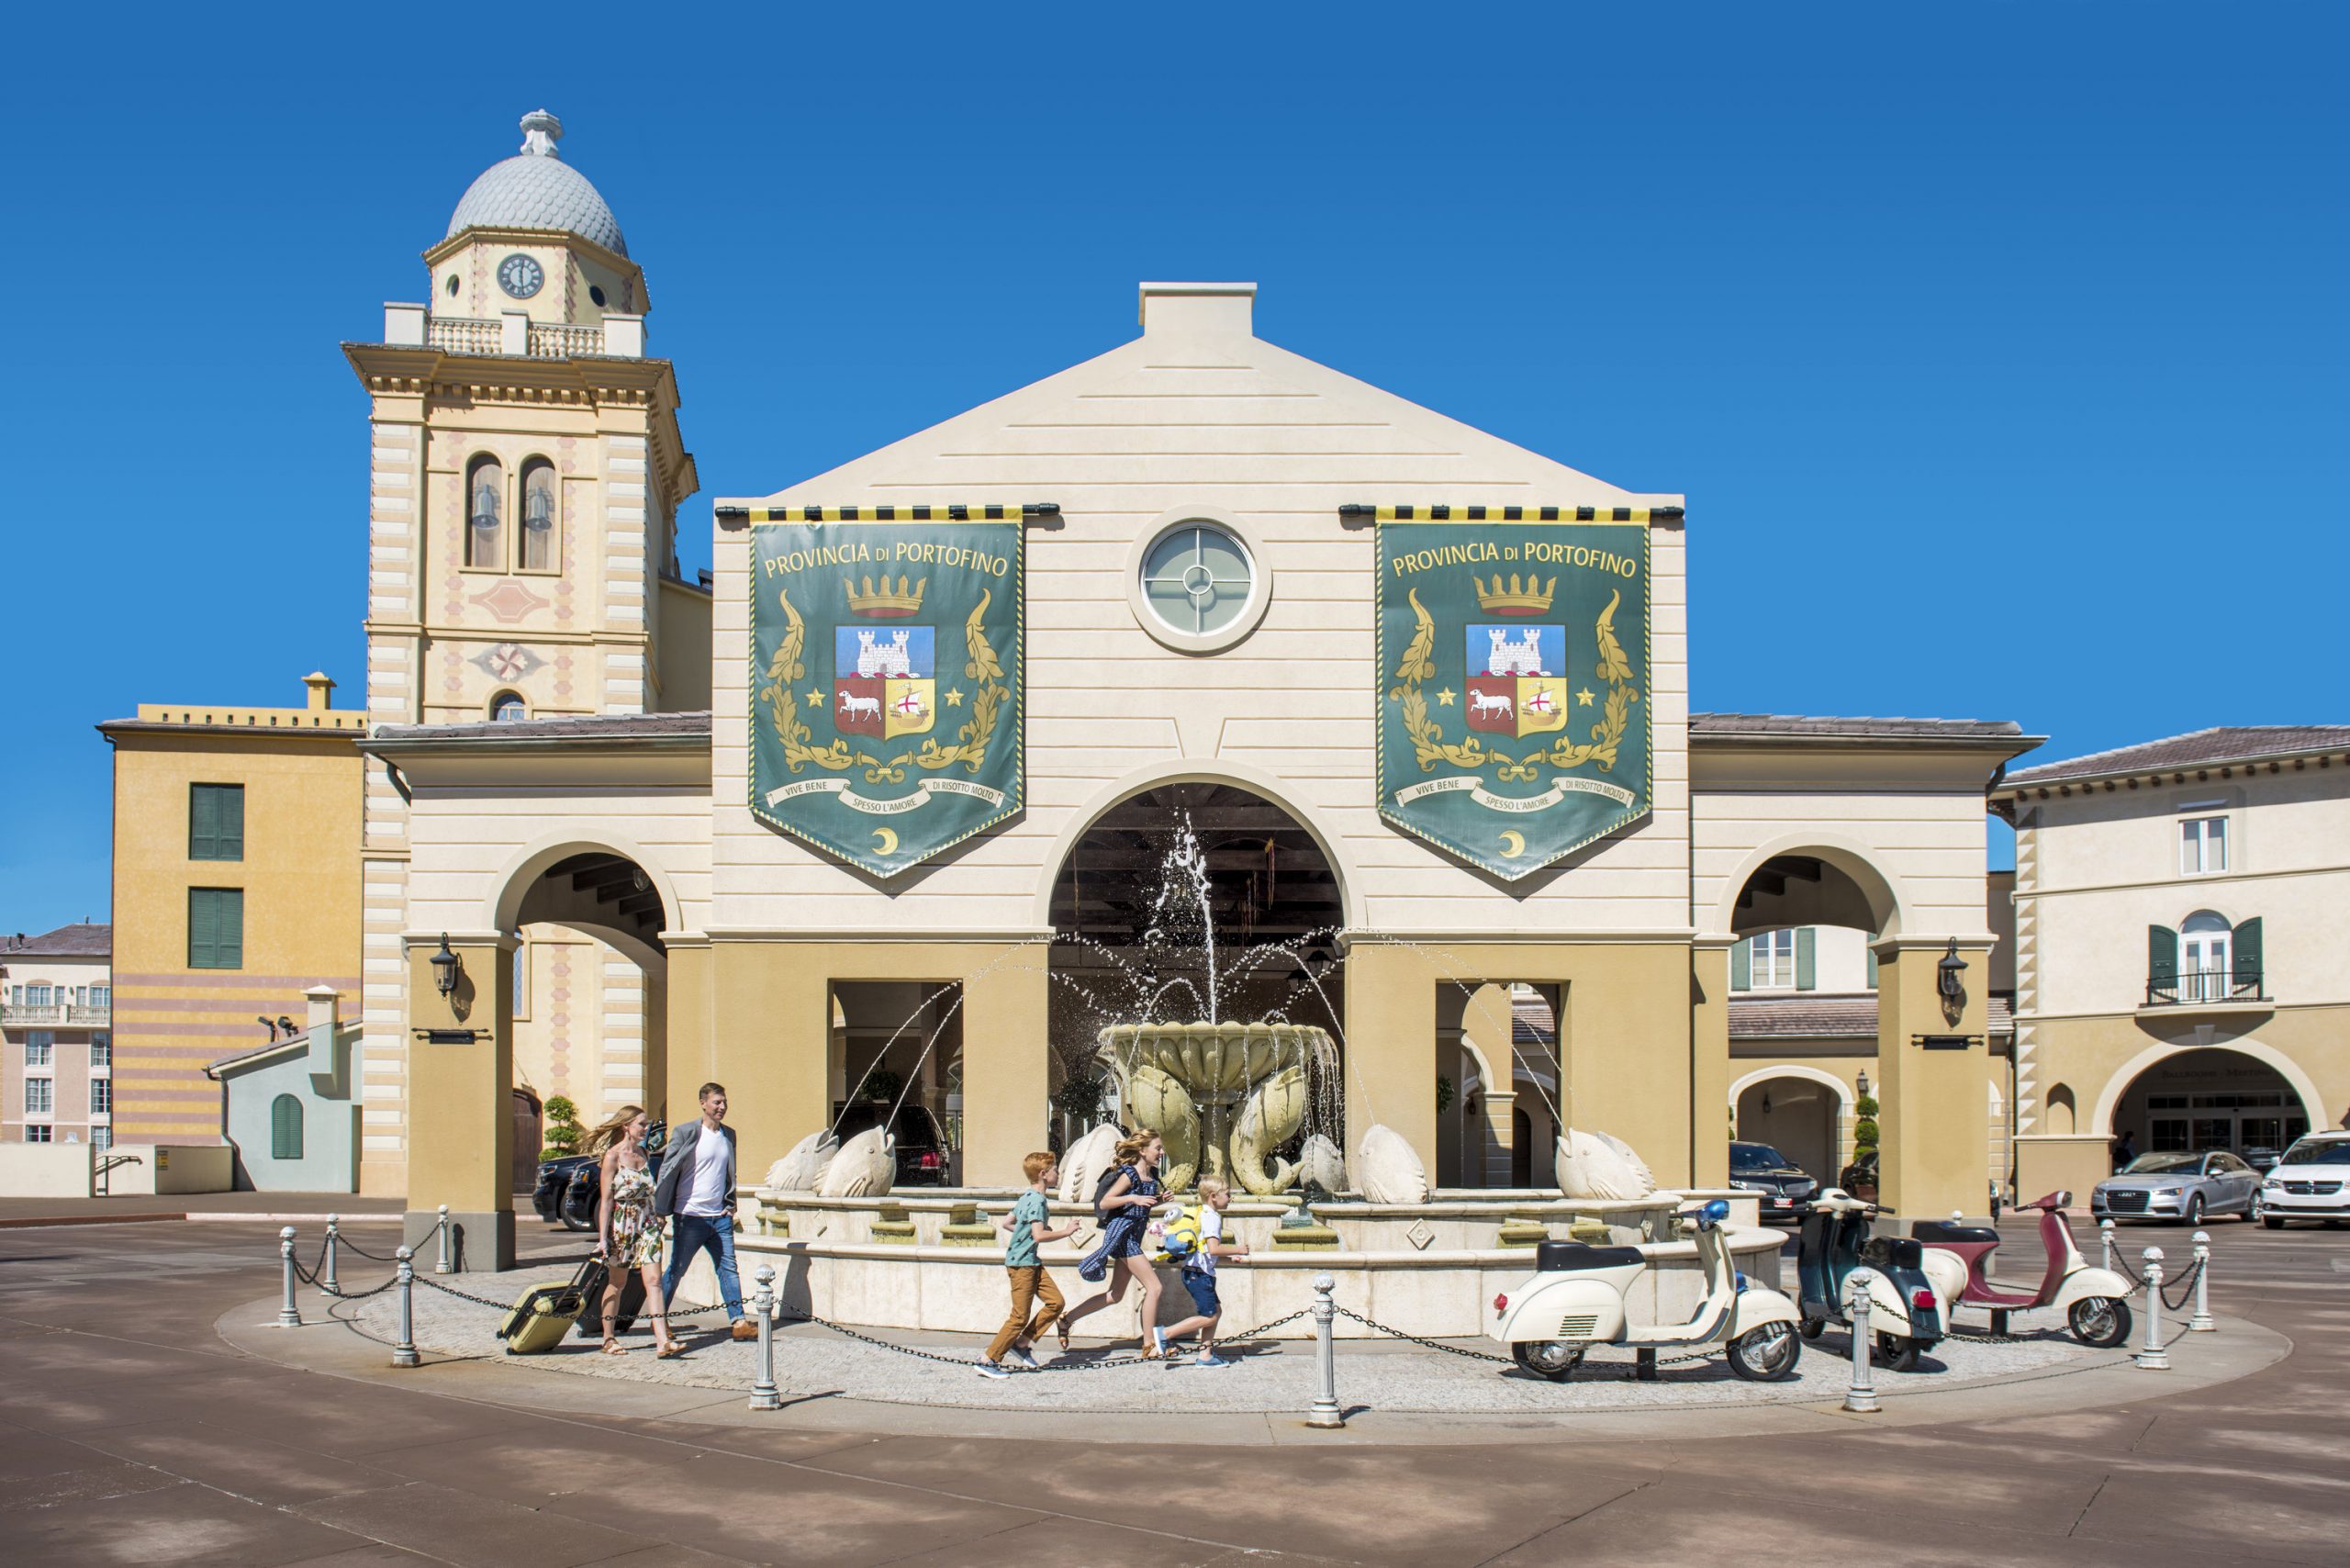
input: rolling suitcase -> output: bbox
[573,1261,645,1339]
[499,1258,602,1353]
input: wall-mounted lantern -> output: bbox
[430,934,463,1000]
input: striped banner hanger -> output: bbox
[1338,504,1683,523]
[716,503,1059,527]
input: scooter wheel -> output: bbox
[2068,1296,2132,1348]
[1797,1316,1826,1341]
[1874,1331,1922,1372]
[1726,1323,1801,1382]
[1510,1341,1586,1383]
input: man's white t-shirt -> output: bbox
[682,1126,731,1217]
[1192,1204,1225,1275]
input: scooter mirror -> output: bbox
[1698,1198,1730,1230]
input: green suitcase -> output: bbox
[498,1259,604,1353]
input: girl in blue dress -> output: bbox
[1062,1129,1169,1358]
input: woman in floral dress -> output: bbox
[590,1104,683,1357]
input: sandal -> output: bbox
[600,1338,627,1356]
[1056,1321,1072,1351]
[656,1343,684,1359]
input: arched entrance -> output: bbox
[2102,1045,2317,1160]
[1730,1067,1851,1185]
[1043,781,1346,1148]
[505,850,671,1135]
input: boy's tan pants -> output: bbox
[986,1266,1065,1362]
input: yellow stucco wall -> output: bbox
[106,707,364,1146]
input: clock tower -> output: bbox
[343,110,702,1197]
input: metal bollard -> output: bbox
[1843,1265,1881,1414]
[2100,1217,2116,1274]
[275,1226,303,1327]
[2134,1247,2169,1370]
[749,1264,781,1410]
[392,1247,420,1368]
[1306,1272,1344,1428]
[435,1204,453,1274]
[2189,1230,2215,1332]
[322,1214,341,1296]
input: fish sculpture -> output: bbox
[816,1126,895,1197]
[763,1130,838,1193]
[1230,1064,1308,1194]
[1123,1063,1201,1193]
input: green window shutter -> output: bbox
[1796,927,1817,991]
[218,786,244,861]
[190,786,216,859]
[2148,924,2178,989]
[1730,939,1751,990]
[189,889,244,969]
[2232,917,2263,991]
[271,1094,304,1160]
[219,889,243,969]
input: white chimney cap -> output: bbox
[1138,281,1256,337]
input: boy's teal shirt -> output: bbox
[1005,1189,1051,1268]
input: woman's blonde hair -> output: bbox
[1114,1128,1160,1166]
[585,1104,649,1156]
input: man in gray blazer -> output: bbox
[655,1081,755,1339]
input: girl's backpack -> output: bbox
[1092,1162,1134,1219]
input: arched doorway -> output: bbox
[1044,781,1346,1148]
[1732,1070,1848,1185]
[506,851,671,1136]
[2104,1046,2315,1161]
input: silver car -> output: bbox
[2092,1150,2264,1226]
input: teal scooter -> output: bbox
[1796,1189,1964,1372]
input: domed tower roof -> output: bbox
[445,110,627,257]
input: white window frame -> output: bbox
[2178,813,2228,876]
[1748,928,1798,990]
[89,1078,111,1116]
[90,1034,110,1070]
[24,1078,53,1115]
[25,1034,52,1069]
[25,1124,51,1144]
[91,1126,111,1150]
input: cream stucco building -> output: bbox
[346,114,2038,1265]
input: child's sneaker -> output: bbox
[1192,1353,1231,1369]
[975,1359,1011,1379]
[1005,1346,1039,1370]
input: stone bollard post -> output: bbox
[1842,1265,1880,1413]
[749,1265,781,1411]
[435,1205,453,1274]
[2099,1217,2116,1274]
[392,1247,420,1368]
[2134,1247,2169,1370]
[1306,1273,1344,1429]
[275,1226,303,1327]
[322,1214,341,1296]
[2189,1230,2215,1332]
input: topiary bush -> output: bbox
[543,1094,584,1157]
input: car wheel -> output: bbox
[2183,1195,2204,1226]
[2244,1192,2262,1224]
[2067,1296,2132,1348]
[559,1178,597,1232]
[1874,1331,1923,1372]
[1727,1323,1801,1382]
[1510,1341,1585,1383]
[2263,1215,2286,1230]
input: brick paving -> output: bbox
[1,1213,2343,1565]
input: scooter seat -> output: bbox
[1860,1236,1924,1271]
[1911,1220,1998,1246]
[1535,1240,1645,1272]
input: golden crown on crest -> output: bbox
[1472,573,1556,616]
[843,574,927,618]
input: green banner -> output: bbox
[750,521,1023,877]
[1377,520,1651,879]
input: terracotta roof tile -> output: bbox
[2001,726,2350,788]
[1,923,110,958]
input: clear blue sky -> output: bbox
[4,6,2343,933]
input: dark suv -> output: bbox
[1729,1140,1819,1224]
[832,1102,953,1187]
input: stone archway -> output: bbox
[2094,1042,2322,1159]
[1729,1066,1852,1185]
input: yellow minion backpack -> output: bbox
[1154,1203,1203,1266]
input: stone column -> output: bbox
[1690,937,1735,1188]
[708,939,828,1182]
[1874,937,1995,1220]
[659,938,709,1128]
[962,949,1049,1187]
[1343,943,1437,1182]
[1481,1090,1518,1187]
[404,932,516,1270]
[1459,982,1515,1188]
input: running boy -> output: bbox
[1159,1175,1248,1367]
[978,1150,1081,1378]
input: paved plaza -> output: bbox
[1,1212,2344,1565]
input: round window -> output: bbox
[1141,524,1254,636]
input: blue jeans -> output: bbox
[663,1212,746,1322]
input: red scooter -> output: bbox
[1911,1190,2133,1347]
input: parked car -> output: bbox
[2243,1146,2284,1173]
[833,1102,953,1187]
[532,1120,666,1231]
[2092,1149,2262,1226]
[2257,1132,2350,1229]
[1729,1140,1819,1224]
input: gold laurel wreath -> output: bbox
[761,587,1011,785]
[757,588,870,774]
[1389,587,1639,777]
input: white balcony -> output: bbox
[387,305,645,360]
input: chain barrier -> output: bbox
[1328,1305,1714,1376]
[287,1252,407,1302]
[2108,1249,2205,1311]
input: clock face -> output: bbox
[497,254,544,299]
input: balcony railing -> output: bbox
[396,307,644,361]
[1,1002,108,1026]
[2146,967,2266,1006]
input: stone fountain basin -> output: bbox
[724,1190,1781,1341]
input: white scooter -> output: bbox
[1488,1197,1804,1382]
